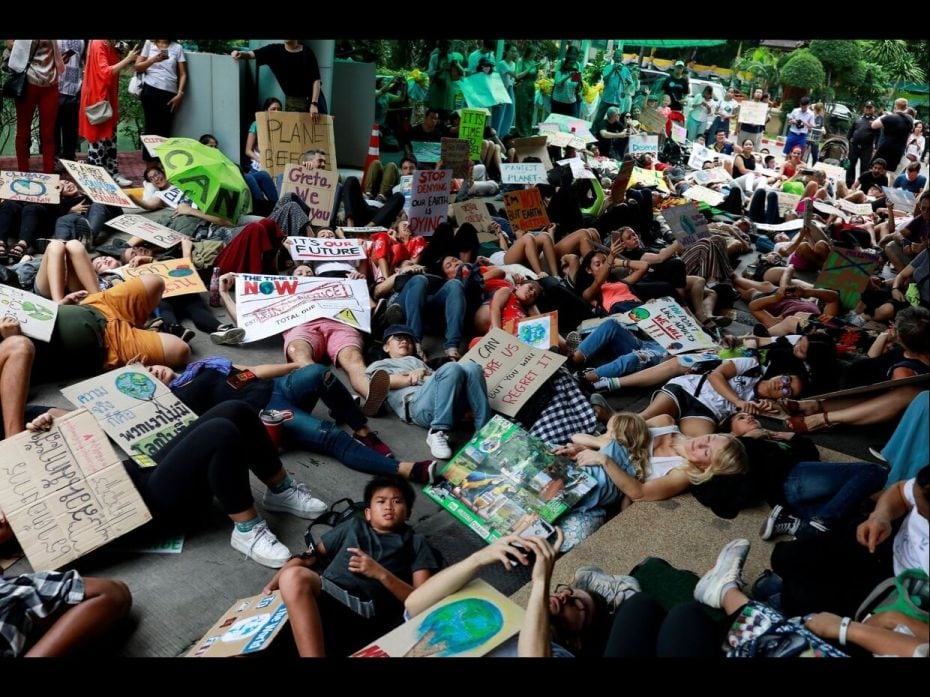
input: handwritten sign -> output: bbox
[0,409,152,571]
[738,101,767,126]
[0,285,59,342]
[460,327,565,416]
[775,190,802,215]
[140,134,167,159]
[235,274,371,342]
[501,162,548,185]
[119,258,207,299]
[503,188,549,233]
[683,185,724,207]
[451,199,494,235]
[637,108,668,136]
[504,311,558,350]
[105,214,185,248]
[287,237,366,262]
[60,160,135,208]
[441,137,472,178]
[836,199,874,217]
[0,170,60,204]
[662,203,711,247]
[511,135,553,170]
[626,297,716,354]
[61,365,199,468]
[629,134,659,156]
[556,157,595,180]
[279,164,337,227]
[255,112,337,180]
[186,592,289,658]
[815,249,882,310]
[671,123,687,144]
[408,169,452,237]
[411,141,442,164]
[460,108,489,161]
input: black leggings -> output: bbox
[342,176,405,228]
[603,593,722,657]
[138,401,283,523]
[157,294,221,333]
[0,201,52,247]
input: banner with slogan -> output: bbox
[0,409,152,571]
[255,111,337,180]
[441,137,472,178]
[662,203,711,247]
[0,170,60,204]
[461,72,512,108]
[186,592,289,658]
[286,236,366,263]
[501,162,548,185]
[0,284,59,342]
[511,135,553,170]
[450,199,494,236]
[118,258,208,299]
[279,164,337,227]
[458,109,488,161]
[626,297,716,354]
[235,274,371,342]
[408,169,452,237]
[60,159,136,208]
[628,135,659,156]
[61,365,199,469]
[738,101,767,125]
[815,248,882,310]
[140,134,167,159]
[459,327,566,417]
[503,188,549,233]
[106,214,186,249]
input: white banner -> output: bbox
[286,237,366,262]
[0,285,59,342]
[626,297,716,355]
[500,163,549,185]
[106,214,186,248]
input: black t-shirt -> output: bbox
[877,112,914,155]
[660,74,689,111]
[857,170,889,193]
[595,117,624,157]
[254,43,320,100]
[408,124,445,143]
[171,367,274,415]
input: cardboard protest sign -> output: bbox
[286,236,366,263]
[503,188,549,233]
[279,164,338,227]
[775,190,802,215]
[504,311,558,350]
[738,101,767,125]
[511,135,553,171]
[683,185,724,207]
[557,157,595,180]
[501,162,548,185]
[461,72,512,108]
[460,327,565,417]
[0,170,60,204]
[0,409,152,571]
[0,285,58,342]
[459,109,488,161]
[339,226,388,236]
[119,258,208,299]
[626,297,716,354]
[611,160,635,203]
[671,123,687,144]
[441,137,472,178]
[140,134,167,159]
[815,248,882,310]
[60,159,135,208]
[186,592,289,657]
[424,415,594,542]
[451,199,494,235]
[693,167,732,186]
[408,169,452,237]
[542,113,595,143]
[629,134,659,156]
[255,111,337,180]
[352,580,523,658]
[662,203,711,247]
[61,365,198,467]
[106,214,186,248]
[629,166,670,193]
[235,274,371,342]
[836,199,874,217]
[636,108,667,135]
[814,161,845,182]
[882,186,916,210]
[411,141,442,164]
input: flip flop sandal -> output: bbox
[0,242,8,264]
[8,241,28,262]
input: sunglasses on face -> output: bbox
[775,375,793,396]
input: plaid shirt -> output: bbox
[0,570,85,657]
[529,368,599,448]
[56,40,84,97]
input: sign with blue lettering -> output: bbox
[187,591,289,657]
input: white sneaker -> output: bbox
[230,521,291,568]
[426,429,453,459]
[571,565,640,611]
[114,175,133,187]
[693,538,750,609]
[263,481,327,519]
[210,324,246,345]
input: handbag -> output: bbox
[128,72,144,97]
[2,40,39,101]
[85,99,113,125]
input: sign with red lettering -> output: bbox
[286,237,366,262]
[460,328,566,417]
[503,188,549,233]
[119,258,208,299]
[0,170,60,204]
[106,214,186,249]
[279,164,338,227]
[408,169,452,237]
[625,297,716,355]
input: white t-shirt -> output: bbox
[717,98,739,120]
[139,41,186,94]
[893,478,929,576]
[666,357,762,421]
[788,107,816,135]
[647,424,685,480]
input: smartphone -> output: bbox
[610,230,623,247]
[226,369,257,390]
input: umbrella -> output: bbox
[154,138,251,223]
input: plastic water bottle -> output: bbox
[209,267,222,307]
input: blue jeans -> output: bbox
[397,274,465,350]
[577,321,666,379]
[783,461,887,527]
[266,364,398,476]
[409,362,490,432]
[54,202,120,240]
[245,170,279,204]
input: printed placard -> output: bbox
[441,137,472,178]
[119,258,208,299]
[683,185,724,207]
[106,214,186,248]
[411,141,442,164]
[511,135,553,171]
[662,203,711,247]
[501,162,548,185]
[0,170,60,204]
[186,592,289,658]
[61,365,199,468]
[504,311,558,350]
[279,164,338,227]
[235,274,371,342]
[459,327,566,417]
[408,169,452,237]
[140,134,167,159]
[255,111,337,180]
[636,108,668,135]
[0,409,152,571]
[353,580,523,658]
[0,285,59,342]
[738,101,767,126]
[459,109,488,161]
[451,199,494,235]
[626,297,716,354]
[286,236,366,262]
[671,123,687,144]
[503,188,549,233]
[815,248,882,311]
[60,159,136,208]
[628,134,659,156]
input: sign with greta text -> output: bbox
[187,591,289,658]
[0,409,152,570]
[235,274,371,342]
[408,169,452,237]
[106,214,186,248]
[119,258,207,299]
[60,160,135,208]
[459,109,488,160]
[61,365,199,468]
[0,171,60,204]
[460,327,566,416]
[500,162,548,185]
[279,164,337,227]
[626,297,716,354]
[286,237,366,262]
[255,112,337,180]
[503,188,549,233]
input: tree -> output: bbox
[809,40,860,88]
[732,46,779,94]
[780,49,826,90]
[863,40,927,102]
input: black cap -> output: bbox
[864,100,875,107]
[383,324,416,341]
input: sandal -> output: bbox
[781,398,823,416]
[785,409,832,433]
[0,241,8,264]
[8,241,28,263]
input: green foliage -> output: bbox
[809,40,860,74]
[584,50,606,85]
[862,39,927,97]
[181,39,248,55]
[780,49,826,90]
[117,73,144,150]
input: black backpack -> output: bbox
[304,497,366,549]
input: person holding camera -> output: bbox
[552,45,583,117]
[783,96,815,157]
[134,40,187,162]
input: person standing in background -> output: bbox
[8,39,63,173]
[845,101,878,187]
[513,44,539,137]
[590,48,634,129]
[54,39,84,167]
[134,39,187,163]
[232,40,322,121]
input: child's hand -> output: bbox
[574,449,607,467]
[347,547,385,580]
[26,410,56,432]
